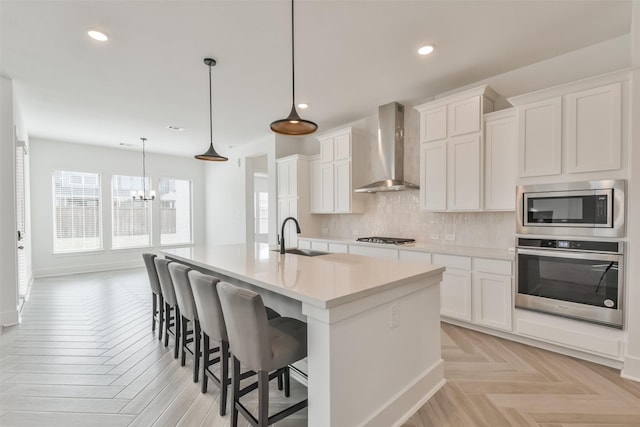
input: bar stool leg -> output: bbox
[231,356,241,427]
[258,370,269,427]
[193,320,201,383]
[220,340,229,416]
[174,308,181,359]
[284,366,291,397]
[181,316,188,366]
[157,294,164,341]
[201,334,209,393]
[164,303,171,347]
[151,294,157,333]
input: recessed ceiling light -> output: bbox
[167,125,185,131]
[88,30,109,42]
[297,103,308,109]
[418,45,435,55]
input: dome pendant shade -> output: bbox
[195,142,228,161]
[270,0,317,136]
[195,57,228,162]
[270,104,317,135]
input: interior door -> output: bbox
[16,140,28,302]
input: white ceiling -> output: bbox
[0,0,632,158]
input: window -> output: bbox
[159,178,192,245]
[112,175,151,248]
[53,170,101,253]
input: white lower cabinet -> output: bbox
[472,272,512,331]
[440,268,472,322]
[433,253,473,321]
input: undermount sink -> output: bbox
[272,248,329,257]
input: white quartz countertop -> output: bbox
[161,244,444,309]
[299,236,515,260]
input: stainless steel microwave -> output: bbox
[516,180,625,238]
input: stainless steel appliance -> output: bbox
[516,180,625,237]
[515,237,623,328]
[356,237,415,245]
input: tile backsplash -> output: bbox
[318,191,516,249]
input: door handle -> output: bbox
[18,246,24,250]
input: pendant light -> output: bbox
[195,58,228,161]
[132,137,156,201]
[270,0,317,135]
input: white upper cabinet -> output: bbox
[508,70,629,180]
[517,97,562,177]
[420,141,447,211]
[421,105,447,142]
[566,83,621,174]
[310,126,365,214]
[448,134,481,211]
[415,85,499,212]
[277,158,298,198]
[484,109,517,211]
[448,96,481,137]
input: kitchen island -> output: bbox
[162,244,445,427]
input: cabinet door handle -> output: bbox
[18,246,24,250]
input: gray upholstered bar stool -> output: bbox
[218,281,308,427]
[168,262,201,383]
[188,271,283,416]
[142,253,164,340]
[154,258,181,359]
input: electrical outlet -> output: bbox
[445,234,455,241]
[390,304,399,328]
[430,233,439,240]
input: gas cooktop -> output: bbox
[356,237,416,245]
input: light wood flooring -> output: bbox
[1,268,640,426]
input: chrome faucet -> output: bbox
[280,217,301,254]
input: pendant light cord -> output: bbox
[291,0,295,105]
[208,64,213,144]
[141,137,147,197]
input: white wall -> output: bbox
[622,1,640,382]
[0,76,19,326]
[29,138,205,277]
[204,136,277,246]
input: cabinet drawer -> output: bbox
[349,245,399,260]
[398,250,431,264]
[297,239,311,250]
[310,241,329,251]
[474,258,511,275]
[328,243,348,253]
[432,253,471,270]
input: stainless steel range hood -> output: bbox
[354,102,419,193]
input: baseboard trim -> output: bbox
[34,262,143,278]
[359,359,445,427]
[622,354,640,382]
[1,308,19,327]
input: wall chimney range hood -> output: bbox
[355,102,419,193]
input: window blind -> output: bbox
[158,178,192,245]
[111,175,151,248]
[53,170,101,253]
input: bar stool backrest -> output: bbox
[217,282,271,372]
[169,262,198,322]
[154,258,178,306]
[188,271,225,342]
[142,253,162,295]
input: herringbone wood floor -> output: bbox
[1,268,639,426]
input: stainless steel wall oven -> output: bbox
[515,238,623,328]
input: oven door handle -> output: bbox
[516,248,621,262]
